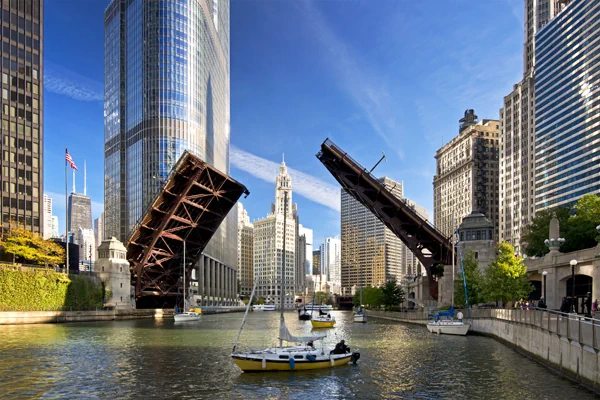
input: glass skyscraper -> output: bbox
[0,0,43,233]
[104,0,236,299]
[535,0,600,211]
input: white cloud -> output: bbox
[230,146,340,212]
[44,62,103,102]
[300,1,404,159]
[45,191,104,219]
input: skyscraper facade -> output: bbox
[535,0,600,212]
[237,203,253,297]
[43,193,51,239]
[93,213,104,258]
[103,1,236,296]
[434,111,500,240]
[319,237,340,288]
[68,192,92,233]
[499,0,570,252]
[312,249,321,275]
[341,177,406,294]
[0,0,43,233]
[51,215,58,238]
[253,160,296,307]
[299,225,313,276]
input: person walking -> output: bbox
[538,297,547,309]
[560,297,570,313]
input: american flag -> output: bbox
[65,148,78,170]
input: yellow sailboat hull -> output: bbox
[232,355,352,371]
[310,319,336,328]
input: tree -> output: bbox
[482,242,533,307]
[454,250,484,307]
[381,280,405,309]
[522,207,570,257]
[0,224,64,266]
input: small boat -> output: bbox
[174,241,200,323]
[304,304,333,312]
[253,304,276,311]
[311,309,335,328]
[298,306,311,321]
[427,319,470,335]
[231,191,359,372]
[353,285,367,323]
[174,311,201,322]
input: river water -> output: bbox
[0,311,595,399]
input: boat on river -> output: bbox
[304,304,333,312]
[298,306,311,320]
[174,241,200,323]
[253,304,276,311]
[311,308,336,328]
[353,307,367,323]
[231,191,359,372]
[427,319,469,335]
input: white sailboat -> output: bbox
[353,271,367,323]
[231,191,360,371]
[174,241,200,323]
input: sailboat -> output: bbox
[298,305,311,321]
[231,191,360,371]
[427,226,470,335]
[353,271,367,323]
[174,241,200,323]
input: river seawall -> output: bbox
[369,309,600,391]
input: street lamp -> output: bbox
[542,271,548,301]
[570,259,578,313]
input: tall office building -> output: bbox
[93,213,104,258]
[499,0,570,252]
[0,1,43,233]
[253,160,296,307]
[77,227,95,270]
[51,215,58,238]
[341,177,406,294]
[42,193,51,239]
[312,249,321,275]
[104,0,235,304]
[237,203,253,297]
[434,110,500,240]
[319,237,340,287]
[299,225,313,276]
[535,0,600,212]
[403,199,429,276]
[68,192,92,233]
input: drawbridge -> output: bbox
[127,151,249,308]
[316,139,452,300]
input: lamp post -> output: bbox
[570,259,578,313]
[542,271,548,302]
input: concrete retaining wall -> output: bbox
[0,308,174,325]
[369,309,600,390]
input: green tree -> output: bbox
[381,280,405,309]
[453,250,484,307]
[483,242,533,306]
[522,207,570,257]
[0,224,65,266]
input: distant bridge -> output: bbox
[127,151,249,308]
[316,139,452,300]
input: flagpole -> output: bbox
[65,147,69,274]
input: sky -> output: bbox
[43,0,524,248]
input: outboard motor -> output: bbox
[351,351,361,364]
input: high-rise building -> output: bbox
[0,1,43,233]
[434,110,500,240]
[103,0,235,304]
[499,0,570,252]
[253,160,296,307]
[320,237,340,284]
[402,199,429,276]
[237,203,253,297]
[68,192,92,233]
[43,194,52,239]
[534,0,600,212]
[341,177,407,293]
[77,227,95,271]
[93,213,104,258]
[51,215,58,238]
[312,250,321,275]
[299,225,313,276]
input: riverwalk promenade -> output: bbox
[369,308,600,391]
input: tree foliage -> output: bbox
[523,194,600,257]
[381,280,405,309]
[454,250,484,307]
[352,286,384,307]
[0,224,65,266]
[483,242,533,306]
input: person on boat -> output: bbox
[456,311,463,321]
[307,340,315,350]
[327,313,331,320]
[331,340,350,354]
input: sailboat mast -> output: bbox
[280,191,288,348]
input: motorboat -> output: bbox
[231,191,359,372]
[253,304,276,311]
[174,311,201,322]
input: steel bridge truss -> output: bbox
[316,139,452,300]
[127,151,249,308]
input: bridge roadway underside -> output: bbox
[317,139,453,300]
[127,151,249,309]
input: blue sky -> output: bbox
[44,0,524,248]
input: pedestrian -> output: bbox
[593,299,599,314]
[538,297,547,309]
[560,297,570,313]
[586,293,592,317]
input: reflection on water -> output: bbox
[0,311,595,399]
